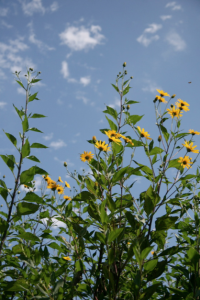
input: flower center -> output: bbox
[85,156,89,160]
[183,160,187,165]
[99,146,104,151]
[141,134,144,137]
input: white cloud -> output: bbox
[59,24,105,51]
[0,102,7,109]
[43,132,53,141]
[1,21,13,28]
[166,31,186,51]
[17,87,26,95]
[137,23,162,47]
[67,78,77,83]
[49,139,67,150]
[142,80,162,94]
[28,22,55,52]
[50,1,58,11]
[0,8,8,16]
[56,99,64,105]
[108,98,120,109]
[20,0,45,16]
[75,132,80,137]
[54,156,74,167]
[76,95,89,104]
[80,76,91,86]
[160,15,172,21]
[165,2,181,10]
[61,61,69,78]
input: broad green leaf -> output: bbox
[13,104,24,120]
[112,166,128,183]
[108,247,115,265]
[141,247,154,260]
[155,216,178,231]
[147,260,167,281]
[106,195,116,213]
[95,232,106,244]
[160,125,169,142]
[6,279,29,292]
[125,211,139,229]
[0,187,8,201]
[167,158,181,170]
[142,283,161,299]
[108,228,123,243]
[31,79,41,84]
[100,200,109,224]
[20,166,48,184]
[16,80,25,90]
[158,245,183,257]
[17,202,39,215]
[29,127,43,133]
[18,232,40,242]
[4,131,17,148]
[48,242,62,251]
[53,279,64,295]
[0,217,9,233]
[111,83,119,93]
[103,106,118,121]
[40,211,49,219]
[27,155,40,163]
[149,147,164,156]
[126,100,139,104]
[72,191,95,202]
[105,115,118,131]
[21,138,30,158]
[123,85,131,95]
[29,92,39,102]
[131,139,143,147]
[148,140,154,152]
[65,201,72,217]
[112,141,123,156]
[30,113,46,118]
[30,142,48,148]
[0,154,15,173]
[181,174,196,181]
[144,259,158,271]
[0,179,7,188]
[22,115,29,132]
[22,192,44,204]
[187,247,200,264]
[128,114,144,125]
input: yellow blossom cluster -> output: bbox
[43,175,71,200]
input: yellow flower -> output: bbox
[166,107,183,118]
[47,180,57,190]
[105,131,122,144]
[178,156,193,169]
[56,185,64,194]
[151,251,155,255]
[24,185,29,189]
[137,126,152,140]
[182,141,199,153]
[80,151,94,162]
[155,95,167,103]
[189,129,200,135]
[63,195,71,201]
[176,99,189,112]
[65,181,71,188]
[156,89,170,97]
[44,175,51,185]
[121,136,134,146]
[58,176,63,183]
[127,242,131,245]
[95,140,111,152]
[63,256,71,261]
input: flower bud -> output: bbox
[127,105,130,110]
[171,94,176,98]
[153,98,157,103]
[92,136,97,142]
[123,105,126,110]
[64,161,68,167]
[119,72,121,74]
[18,191,20,194]
[130,76,133,79]
[29,67,33,71]
[123,62,126,67]
[124,70,127,75]
[158,135,162,142]
[170,104,174,108]
[38,71,41,74]
[3,175,5,178]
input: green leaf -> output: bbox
[123,85,131,96]
[147,260,167,281]
[128,115,144,125]
[158,245,183,257]
[0,154,15,173]
[108,228,123,243]
[29,127,43,133]
[22,192,44,204]
[100,200,109,224]
[0,179,7,188]
[187,248,200,264]
[125,211,139,229]
[30,113,46,118]
[72,191,95,202]
[48,242,62,251]
[4,131,17,148]
[144,259,158,271]
[18,232,40,242]
[20,166,48,184]
[21,138,30,158]
[0,217,9,233]
[112,166,128,183]
[31,79,41,84]
[111,83,119,93]
[106,195,116,213]
[26,155,40,163]
[29,92,39,102]
[13,104,24,120]
[160,125,169,142]
[16,80,25,90]
[141,247,154,260]
[112,142,123,156]
[105,115,117,131]
[126,100,139,104]
[22,115,29,132]
[31,142,48,148]
[149,147,164,156]
[108,247,115,265]
[167,158,182,170]
[149,140,154,152]
[155,216,178,231]
[17,202,39,215]
[103,105,118,121]
[95,232,106,244]
[0,187,8,202]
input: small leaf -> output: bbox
[187,248,200,264]
[95,232,106,244]
[105,115,117,131]
[18,232,40,242]
[4,131,17,148]
[0,187,8,202]
[111,83,119,93]
[149,147,163,156]
[0,155,15,173]
[103,106,118,121]
[112,166,128,183]
[26,155,40,163]
[30,113,46,118]
[155,216,178,231]
[22,115,29,132]
[0,217,9,233]
[16,80,25,90]
[17,202,39,215]
[22,192,44,204]
[31,79,41,84]
[29,92,39,102]
[29,127,43,133]
[144,259,158,271]
[128,115,144,125]
[13,104,24,120]
[108,228,123,243]
[160,125,169,142]
[21,138,30,158]
[30,143,48,148]
[72,191,95,202]
[126,100,139,104]
[123,85,131,96]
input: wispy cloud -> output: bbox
[59,24,105,51]
[160,15,172,21]
[28,22,55,52]
[0,102,7,109]
[165,2,182,11]
[80,76,91,86]
[49,139,67,150]
[166,31,186,51]
[1,20,13,28]
[108,98,120,109]
[50,2,59,12]
[20,0,45,16]
[137,23,162,47]
[76,95,89,104]
[142,79,162,94]
[54,156,74,167]
[0,8,8,17]
[61,61,69,78]
[43,132,53,141]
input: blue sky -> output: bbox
[0,0,200,205]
